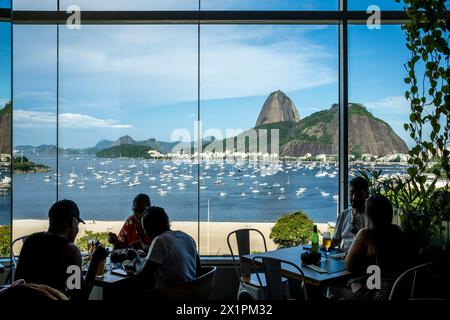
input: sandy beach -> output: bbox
[11,219,332,255]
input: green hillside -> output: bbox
[96,144,153,159]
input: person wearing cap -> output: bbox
[108,193,153,253]
[15,199,109,299]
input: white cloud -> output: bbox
[363,96,410,115]
[49,25,337,109]
[13,109,132,129]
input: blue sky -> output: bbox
[1,2,416,150]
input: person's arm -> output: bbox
[65,243,108,300]
[331,211,344,248]
[344,229,368,273]
[110,221,132,249]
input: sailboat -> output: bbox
[200,178,207,190]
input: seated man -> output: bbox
[120,206,201,294]
[15,199,108,300]
[108,193,152,252]
[331,177,369,251]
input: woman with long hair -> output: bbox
[344,194,409,299]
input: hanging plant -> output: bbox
[399,0,449,185]
[356,0,450,260]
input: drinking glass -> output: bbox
[322,232,332,255]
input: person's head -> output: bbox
[48,199,85,242]
[365,194,393,230]
[349,177,369,212]
[141,206,171,239]
[132,193,151,217]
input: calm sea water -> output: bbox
[1,155,406,225]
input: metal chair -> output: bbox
[5,235,28,284]
[389,262,440,300]
[251,256,308,300]
[155,266,217,300]
[227,228,273,300]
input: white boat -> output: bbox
[78,185,86,190]
[321,191,330,197]
[278,195,286,200]
[333,195,339,201]
[252,189,260,194]
[219,192,227,197]
[241,192,246,198]
[315,171,328,177]
[296,187,306,194]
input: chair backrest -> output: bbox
[226,229,267,282]
[251,256,308,300]
[5,235,29,284]
[11,236,28,269]
[389,262,435,300]
[155,266,217,300]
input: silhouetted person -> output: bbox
[344,195,409,299]
[117,206,201,296]
[15,199,108,300]
[331,177,369,250]
[108,193,152,253]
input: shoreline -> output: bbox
[7,219,332,256]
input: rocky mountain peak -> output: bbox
[255,90,300,126]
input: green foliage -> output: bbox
[348,103,375,118]
[75,230,109,252]
[255,121,296,147]
[350,144,363,160]
[270,211,314,248]
[12,156,49,172]
[390,155,402,163]
[96,144,153,159]
[0,225,11,257]
[426,160,450,179]
[13,156,29,163]
[398,0,449,186]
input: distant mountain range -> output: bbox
[15,135,179,157]
[10,90,409,158]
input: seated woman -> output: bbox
[344,194,410,299]
[108,193,153,253]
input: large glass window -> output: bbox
[0,22,11,258]
[12,26,57,249]
[57,25,199,243]
[199,25,338,255]
[0,0,10,9]
[13,0,56,10]
[348,25,411,200]
[7,2,432,258]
